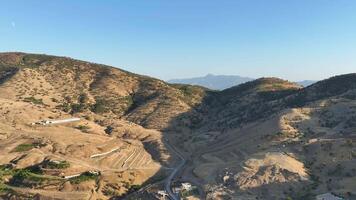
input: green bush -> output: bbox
[127,184,141,193]
[56,103,71,112]
[91,99,109,113]
[12,141,46,153]
[0,164,14,179]
[71,103,86,113]
[78,93,89,104]
[23,96,43,105]
[10,169,46,187]
[69,172,99,184]
[12,143,36,152]
[0,183,14,194]
[45,160,70,169]
[75,125,90,133]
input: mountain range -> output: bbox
[0,52,355,200]
[168,74,316,90]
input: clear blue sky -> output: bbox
[1,0,356,81]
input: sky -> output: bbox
[0,0,356,81]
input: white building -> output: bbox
[181,182,192,191]
[157,190,168,197]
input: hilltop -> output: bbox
[0,53,355,200]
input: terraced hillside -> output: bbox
[0,52,206,199]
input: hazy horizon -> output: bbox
[1,0,356,81]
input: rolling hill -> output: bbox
[0,52,355,200]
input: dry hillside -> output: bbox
[0,52,355,200]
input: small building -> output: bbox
[181,182,192,191]
[157,190,168,197]
[316,193,344,200]
[88,170,100,176]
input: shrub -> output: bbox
[70,103,86,113]
[9,169,46,187]
[23,97,43,105]
[0,183,14,194]
[56,103,71,112]
[69,172,99,184]
[127,184,141,193]
[91,99,109,113]
[12,143,36,152]
[51,97,58,103]
[78,93,89,104]
[12,141,46,153]
[45,160,70,169]
[75,125,90,133]
[0,164,14,178]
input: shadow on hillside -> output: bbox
[116,88,214,200]
[118,76,356,199]
[118,81,310,199]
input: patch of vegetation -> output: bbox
[9,169,58,187]
[56,102,71,112]
[78,93,89,104]
[127,184,141,193]
[70,103,87,114]
[12,143,37,152]
[25,165,43,174]
[12,141,46,153]
[0,183,15,195]
[91,99,110,113]
[0,164,14,180]
[103,187,119,196]
[51,97,59,103]
[75,125,90,133]
[69,172,99,184]
[0,165,15,195]
[44,160,70,169]
[23,96,44,105]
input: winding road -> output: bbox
[164,140,186,200]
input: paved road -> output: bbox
[164,141,186,200]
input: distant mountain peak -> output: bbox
[168,74,317,90]
[168,74,254,90]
